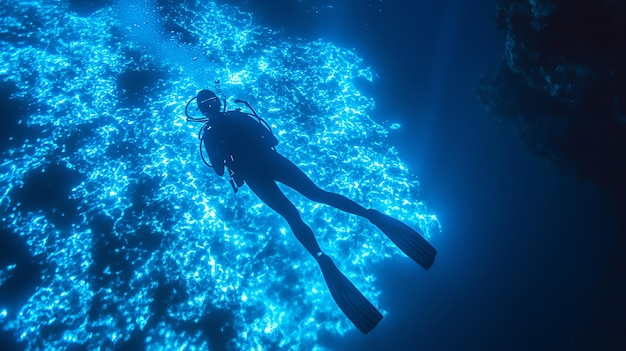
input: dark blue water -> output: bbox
[233,0,625,349]
[1,0,624,350]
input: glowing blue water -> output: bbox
[0,0,439,349]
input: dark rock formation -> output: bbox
[478,0,626,214]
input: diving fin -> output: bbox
[367,209,437,270]
[316,254,383,334]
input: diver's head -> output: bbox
[197,89,221,115]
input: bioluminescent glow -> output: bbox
[0,0,440,349]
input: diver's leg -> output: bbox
[245,176,322,257]
[246,175,383,333]
[272,154,370,217]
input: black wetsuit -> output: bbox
[202,110,369,257]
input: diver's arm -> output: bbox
[208,143,225,176]
[202,127,225,176]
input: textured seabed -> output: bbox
[0,1,439,349]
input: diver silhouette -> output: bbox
[185,89,437,334]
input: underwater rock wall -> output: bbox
[477,0,626,211]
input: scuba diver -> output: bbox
[185,89,437,334]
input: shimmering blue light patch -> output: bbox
[0,0,440,349]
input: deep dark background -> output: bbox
[226,0,625,350]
